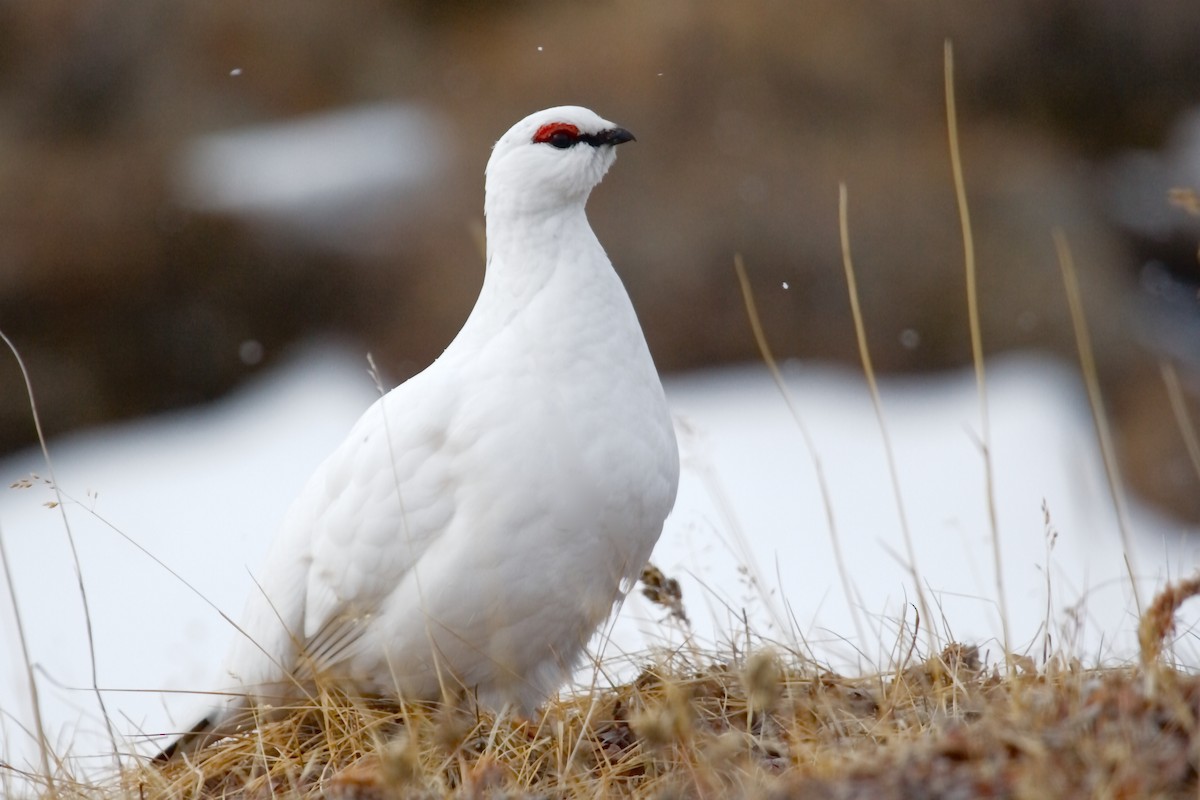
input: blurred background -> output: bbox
[1,0,1198,521]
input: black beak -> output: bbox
[585,127,636,147]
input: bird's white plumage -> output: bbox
[189,106,678,745]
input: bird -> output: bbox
[156,106,680,760]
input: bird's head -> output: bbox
[484,106,635,216]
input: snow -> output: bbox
[174,103,447,254]
[1,342,1196,778]
[627,359,1197,667]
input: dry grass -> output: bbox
[14,570,1199,799]
[27,597,1196,800]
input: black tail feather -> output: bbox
[153,715,215,763]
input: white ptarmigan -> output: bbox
[159,106,679,759]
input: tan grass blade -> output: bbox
[1,329,120,770]
[732,255,869,656]
[0,521,56,796]
[837,184,935,652]
[944,40,1012,661]
[1160,360,1200,485]
[1052,230,1141,612]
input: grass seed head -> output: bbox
[632,680,694,748]
[742,650,782,715]
[379,733,423,788]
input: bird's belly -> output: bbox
[341,517,623,709]
[341,393,671,707]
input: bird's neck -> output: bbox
[482,203,600,298]
[448,202,614,348]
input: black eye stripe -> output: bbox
[532,124,636,149]
[542,132,621,148]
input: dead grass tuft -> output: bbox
[51,622,1183,799]
[1140,571,1200,671]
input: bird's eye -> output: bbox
[533,122,581,149]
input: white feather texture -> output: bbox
[178,106,679,751]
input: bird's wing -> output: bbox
[291,375,460,677]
